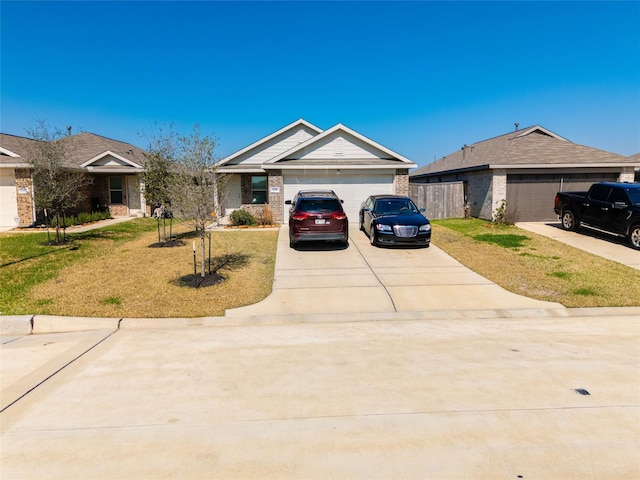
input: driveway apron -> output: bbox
[226,225,562,316]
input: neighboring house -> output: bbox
[0,131,147,228]
[217,119,416,223]
[632,153,640,182]
[410,125,639,222]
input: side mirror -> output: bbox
[285,200,292,205]
[419,208,426,212]
[340,199,344,203]
[364,207,371,212]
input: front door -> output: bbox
[126,176,142,216]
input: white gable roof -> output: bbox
[217,120,416,172]
[263,123,416,169]
[218,119,323,167]
[81,150,143,172]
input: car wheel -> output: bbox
[629,224,640,250]
[359,213,364,232]
[289,237,297,249]
[369,226,376,246]
[561,210,579,231]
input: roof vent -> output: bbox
[66,126,72,136]
[514,122,519,131]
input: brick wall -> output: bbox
[393,169,409,196]
[15,169,34,226]
[619,168,635,183]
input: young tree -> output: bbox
[170,125,227,279]
[141,125,177,243]
[26,121,92,243]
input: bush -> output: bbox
[255,205,274,225]
[230,209,256,226]
[60,211,112,228]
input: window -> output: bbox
[589,184,610,202]
[251,176,267,204]
[109,177,123,204]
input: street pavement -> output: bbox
[1,223,639,479]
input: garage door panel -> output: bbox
[507,173,619,222]
[284,174,393,220]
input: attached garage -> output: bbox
[506,172,619,222]
[283,172,394,220]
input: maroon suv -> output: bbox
[285,190,349,248]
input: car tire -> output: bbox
[359,213,364,232]
[289,237,297,249]
[629,224,640,250]
[369,226,376,246]
[561,210,579,231]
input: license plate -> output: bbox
[315,219,326,225]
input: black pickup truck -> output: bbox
[553,182,640,250]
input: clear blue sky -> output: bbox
[2,1,639,166]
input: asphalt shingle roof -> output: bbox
[411,126,637,177]
[0,132,146,169]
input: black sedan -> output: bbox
[359,195,431,247]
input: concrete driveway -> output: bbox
[226,224,563,318]
[517,222,640,270]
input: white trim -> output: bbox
[492,163,640,169]
[0,146,21,157]
[217,119,323,166]
[81,150,143,169]
[85,166,144,173]
[217,167,266,174]
[0,162,30,169]
[515,126,569,142]
[264,123,415,165]
[262,164,413,170]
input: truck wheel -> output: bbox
[629,225,640,250]
[561,210,579,231]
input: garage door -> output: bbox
[283,173,394,220]
[0,169,19,228]
[507,173,619,222]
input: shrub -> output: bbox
[255,205,274,225]
[230,209,256,226]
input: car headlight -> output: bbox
[376,223,392,232]
[419,224,432,232]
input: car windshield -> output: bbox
[626,189,640,205]
[374,199,418,215]
[298,198,342,213]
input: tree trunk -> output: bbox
[200,233,206,278]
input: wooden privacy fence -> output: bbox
[409,181,465,220]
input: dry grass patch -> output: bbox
[432,220,640,307]
[27,225,277,317]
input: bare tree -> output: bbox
[26,121,92,243]
[170,125,228,279]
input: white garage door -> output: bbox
[283,173,394,220]
[0,169,19,228]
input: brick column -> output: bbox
[268,170,284,224]
[491,169,507,221]
[393,169,409,196]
